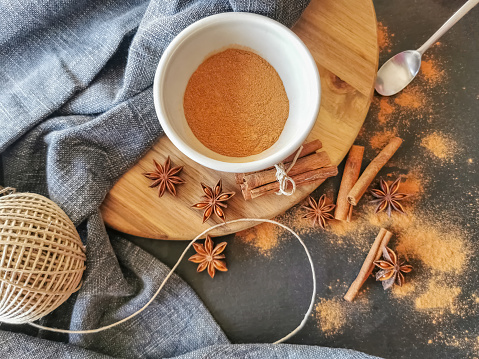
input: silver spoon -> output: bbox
[375,0,479,96]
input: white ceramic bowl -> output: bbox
[153,12,320,173]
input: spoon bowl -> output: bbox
[375,50,421,96]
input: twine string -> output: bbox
[0,187,16,196]
[274,145,304,196]
[28,218,317,344]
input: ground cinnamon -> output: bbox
[420,131,458,160]
[377,21,393,53]
[184,48,289,157]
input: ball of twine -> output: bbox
[0,187,86,324]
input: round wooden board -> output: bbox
[100,0,379,240]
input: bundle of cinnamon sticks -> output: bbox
[235,140,338,200]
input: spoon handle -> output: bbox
[417,0,479,55]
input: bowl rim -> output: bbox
[153,12,321,173]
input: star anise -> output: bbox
[192,180,235,223]
[370,177,410,217]
[188,235,227,278]
[374,246,412,290]
[301,194,335,229]
[143,157,185,197]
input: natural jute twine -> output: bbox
[0,187,86,324]
[275,145,304,196]
[30,218,316,344]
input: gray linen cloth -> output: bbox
[0,1,379,358]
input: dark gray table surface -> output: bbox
[124,1,479,358]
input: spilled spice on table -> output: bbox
[395,221,469,273]
[368,54,447,128]
[427,331,479,358]
[415,280,461,311]
[419,57,445,86]
[376,97,394,124]
[394,86,426,110]
[390,170,425,197]
[314,298,346,335]
[377,21,393,53]
[369,129,398,150]
[235,222,281,257]
[420,131,459,160]
[371,84,429,126]
[392,281,416,298]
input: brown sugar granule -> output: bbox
[235,222,280,257]
[314,298,347,335]
[184,48,289,157]
[420,132,458,160]
[415,281,461,311]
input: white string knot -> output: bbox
[274,163,296,196]
[274,145,303,196]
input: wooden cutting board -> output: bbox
[100,0,379,240]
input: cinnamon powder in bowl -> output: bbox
[153,12,320,173]
[183,48,289,158]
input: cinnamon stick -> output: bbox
[347,137,403,206]
[334,145,364,221]
[242,151,331,189]
[344,228,392,302]
[242,166,338,200]
[282,139,322,163]
[234,139,322,184]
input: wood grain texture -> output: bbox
[100,0,379,240]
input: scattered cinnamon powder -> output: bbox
[377,21,393,53]
[371,84,430,127]
[415,281,461,311]
[421,132,458,160]
[377,97,394,124]
[428,331,479,357]
[396,223,468,273]
[394,87,425,109]
[184,48,289,157]
[420,58,445,86]
[235,222,281,257]
[392,281,416,298]
[392,173,424,197]
[369,129,398,150]
[314,298,347,335]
